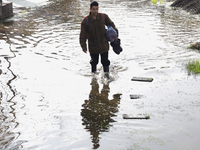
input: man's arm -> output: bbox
[79,19,87,53]
[104,14,119,38]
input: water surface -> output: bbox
[0,0,200,149]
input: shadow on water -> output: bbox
[81,78,121,149]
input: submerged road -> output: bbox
[1,0,200,149]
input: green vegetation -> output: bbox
[151,0,158,4]
[145,116,150,119]
[188,42,200,50]
[151,0,164,4]
[187,43,200,74]
[187,60,200,74]
[160,0,164,4]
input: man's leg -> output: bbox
[101,52,110,79]
[101,52,110,72]
[90,53,99,73]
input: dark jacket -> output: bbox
[79,13,118,54]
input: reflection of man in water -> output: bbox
[81,78,121,149]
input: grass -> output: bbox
[186,60,200,74]
[145,116,150,119]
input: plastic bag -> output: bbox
[105,25,117,42]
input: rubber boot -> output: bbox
[103,66,109,72]
[91,65,97,74]
[103,66,110,79]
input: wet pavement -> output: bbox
[1,0,200,149]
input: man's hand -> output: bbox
[83,50,87,53]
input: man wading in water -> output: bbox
[79,1,119,79]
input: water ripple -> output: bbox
[1,0,200,149]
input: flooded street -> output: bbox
[1,0,200,149]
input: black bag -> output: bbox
[110,39,123,54]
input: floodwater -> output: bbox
[0,0,200,149]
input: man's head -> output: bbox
[90,1,98,9]
[90,1,99,18]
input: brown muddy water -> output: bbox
[1,0,200,149]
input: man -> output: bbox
[79,1,118,78]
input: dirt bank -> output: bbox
[171,0,200,14]
[188,42,200,50]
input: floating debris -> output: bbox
[131,77,153,82]
[123,114,150,120]
[130,94,143,99]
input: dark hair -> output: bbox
[90,1,98,8]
